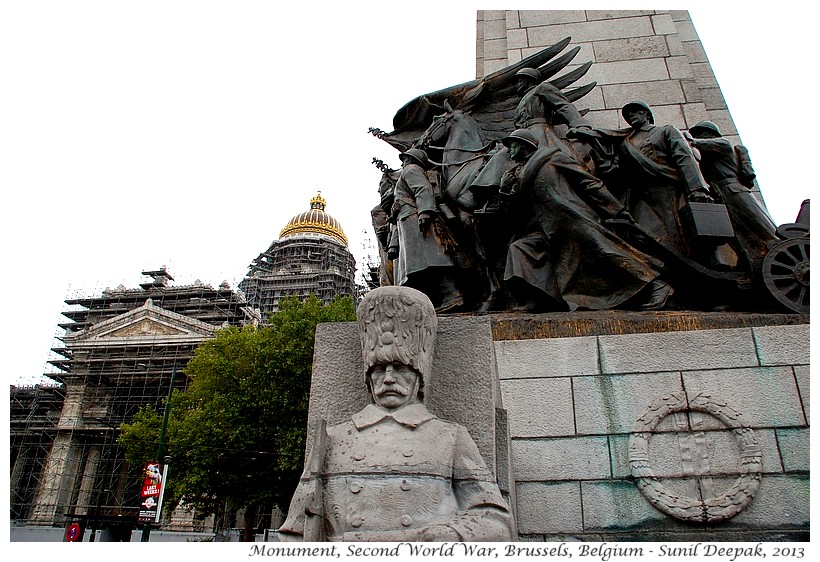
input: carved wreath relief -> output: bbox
[628,392,762,522]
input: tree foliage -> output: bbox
[119,295,356,526]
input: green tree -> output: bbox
[119,295,356,540]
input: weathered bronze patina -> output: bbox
[369,37,809,314]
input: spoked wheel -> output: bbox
[762,237,810,313]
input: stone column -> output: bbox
[30,432,82,524]
[74,446,101,516]
[29,383,88,524]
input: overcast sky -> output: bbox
[2,1,816,386]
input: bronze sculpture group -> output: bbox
[370,38,805,314]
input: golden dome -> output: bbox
[279,191,348,245]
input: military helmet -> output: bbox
[514,67,542,82]
[502,128,539,151]
[689,120,722,138]
[621,100,655,124]
[399,148,430,168]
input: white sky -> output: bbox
[2,1,816,387]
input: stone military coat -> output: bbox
[278,403,514,542]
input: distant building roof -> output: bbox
[279,191,348,246]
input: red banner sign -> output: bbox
[137,461,164,524]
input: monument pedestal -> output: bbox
[310,311,808,541]
[493,311,809,541]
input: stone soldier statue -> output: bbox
[685,120,777,271]
[499,129,673,311]
[278,286,515,542]
[511,68,597,175]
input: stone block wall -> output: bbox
[476,10,740,144]
[495,323,809,541]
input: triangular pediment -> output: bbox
[107,318,186,337]
[65,298,218,346]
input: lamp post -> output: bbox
[140,362,176,542]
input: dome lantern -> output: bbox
[310,192,327,211]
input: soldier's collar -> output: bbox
[352,403,436,430]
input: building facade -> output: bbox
[12,194,359,540]
[239,192,357,319]
[10,268,257,539]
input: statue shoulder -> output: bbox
[422,415,460,432]
[400,163,431,184]
[418,416,475,446]
[326,419,357,438]
[657,123,686,138]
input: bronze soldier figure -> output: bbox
[500,129,673,311]
[388,148,465,312]
[686,120,777,272]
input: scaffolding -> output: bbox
[237,192,358,319]
[11,195,360,539]
[240,233,357,318]
[9,267,257,538]
[10,384,66,521]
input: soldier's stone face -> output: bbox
[369,362,421,410]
